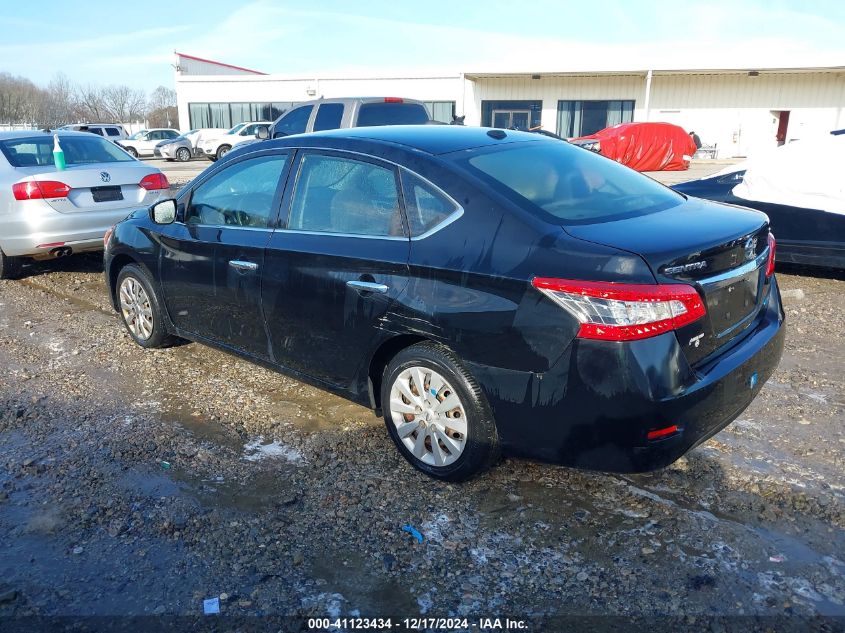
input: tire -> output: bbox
[126,147,139,158]
[176,147,191,162]
[216,145,231,159]
[382,342,499,481]
[115,264,177,349]
[0,248,22,280]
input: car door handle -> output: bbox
[229,260,258,272]
[346,280,389,294]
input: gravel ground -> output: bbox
[0,162,843,631]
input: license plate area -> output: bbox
[704,267,762,338]
[91,185,123,202]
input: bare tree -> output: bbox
[74,83,109,123]
[40,72,75,127]
[102,85,147,123]
[0,72,44,125]
[147,85,178,128]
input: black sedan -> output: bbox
[104,126,784,481]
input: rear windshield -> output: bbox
[357,103,430,127]
[454,141,683,224]
[0,135,135,167]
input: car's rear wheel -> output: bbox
[382,342,499,481]
[216,145,231,159]
[176,147,191,162]
[125,147,139,158]
[0,248,22,280]
[116,264,177,349]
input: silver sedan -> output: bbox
[0,130,169,278]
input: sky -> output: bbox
[1,0,843,93]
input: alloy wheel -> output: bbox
[119,277,154,341]
[389,366,467,467]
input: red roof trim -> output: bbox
[175,52,267,75]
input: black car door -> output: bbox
[262,150,411,387]
[158,150,292,358]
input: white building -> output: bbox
[174,52,845,158]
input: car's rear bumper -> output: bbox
[0,200,158,257]
[469,278,786,473]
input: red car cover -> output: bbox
[574,122,697,171]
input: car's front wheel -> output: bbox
[176,147,191,162]
[0,248,22,280]
[216,144,232,159]
[116,264,177,349]
[125,147,139,158]
[382,342,499,481]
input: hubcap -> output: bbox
[119,277,154,341]
[389,366,467,467]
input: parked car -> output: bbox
[570,122,697,171]
[154,131,198,162]
[104,126,784,481]
[0,130,169,278]
[266,97,431,139]
[59,123,129,141]
[673,135,845,269]
[197,122,270,161]
[117,129,181,158]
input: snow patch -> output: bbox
[242,436,303,463]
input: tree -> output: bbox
[101,85,146,122]
[40,72,75,127]
[147,85,177,128]
[0,72,44,125]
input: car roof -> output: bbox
[270,125,549,155]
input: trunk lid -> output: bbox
[15,163,161,214]
[564,197,772,365]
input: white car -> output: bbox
[0,130,169,278]
[197,122,270,161]
[117,129,181,158]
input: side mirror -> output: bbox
[255,126,270,140]
[150,199,176,225]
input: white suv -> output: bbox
[118,129,181,158]
[59,124,128,141]
[197,122,270,161]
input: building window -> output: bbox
[481,100,542,130]
[188,102,296,129]
[557,100,634,137]
[423,101,455,123]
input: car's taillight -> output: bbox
[766,232,776,278]
[12,180,72,200]
[531,278,707,341]
[139,173,169,190]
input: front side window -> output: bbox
[274,106,313,136]
[455,140,683,224]
[163,130,179,139]
[287,154,404,237]
[0,135,135,167]
[400,170,459,236]
[185,154,288,228]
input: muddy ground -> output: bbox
[0,186,844,630]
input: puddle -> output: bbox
[242,436,304,463]
[309,550,418,617]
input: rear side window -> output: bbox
[106,128,121,137]
[313,103,344,132]
[0,136,135,167]
[287,154,404,237]
[357,102,430,127]
[400,170,460,236]
[274,106,312,136]
[457,141,683,224]
[186,154,288,228]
